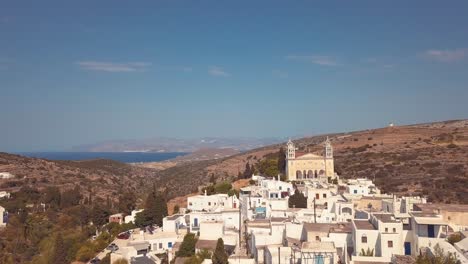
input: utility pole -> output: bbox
[278,246,280,264]
[239,202,242,253]
[314,198,317,223]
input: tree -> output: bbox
[173,205,180,214]
[135,190,168,227]
[242,163,252,179]
[447,233,462,245]
[90,205,110,227]
[134,211,151,227]
[288,190,307,208]
[209,174,216,184]
[176,233,197,257]
[202,185,215,196]
[197,249,212,260]
[184,250,212,264]
[101,253,111,264]
[227,189,239,197]
[416,244,458,264]
[212,238,228,264]
[52,233,68,264]
[60,185,82,209]
[43,187,61,209]
[214,182,232,194]
[118,192,137,215]
[277,147,286,174]
[359,248,374,257]
[257,158,279,177]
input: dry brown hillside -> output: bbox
[1,119,466,205]
[155,119,468,204]
[0,153,159,202]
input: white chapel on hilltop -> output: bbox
[285,137,335,181]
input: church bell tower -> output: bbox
[286,139,295,159]
[325,136,333,159]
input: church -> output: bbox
[285,137,335,181]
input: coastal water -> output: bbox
[18,152,187,163]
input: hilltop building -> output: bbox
[285,137,335,181]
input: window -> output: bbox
[189,202,192,206]
[315,236,320,241]
[208,202,211,206]
[323,193,327,198]
[159,243,163,249]
[388,241,393,248]
[385,228,388,232]
[168,242,173,248]
[279,186,282,190]
[354,190,358,194]
[361,235,367,243]
[393,228,396,233]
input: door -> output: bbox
[315,255,324,264]
[404,242,411,255]
[428,225,435,238]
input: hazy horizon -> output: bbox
[2,1,468,152]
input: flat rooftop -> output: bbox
[353,220,376,230]
[373,213,399,223]
[302,241,335,252]
[415,203,468,213]
[303,223,333,233]
[304,223,352,234]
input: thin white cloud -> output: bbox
[272,70,288,78]
[76,61,152,72]
[155,65,193,72]
[286,55,340,66]
[209,66,230,77]
[424,48,468,62]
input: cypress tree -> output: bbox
[52,233,68,264]
[176,233,197,257]
[212,238,228,264]
[277,147,286,174]
[243,163,252,179]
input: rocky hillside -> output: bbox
[0,153,159,203]
[1,119,466,204]
[151,119,468,204]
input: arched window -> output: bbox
[307,170,313,178]
[319,169,325,176]
[314,170,318,178]
[342,207,352,215]
[296,170,302,179]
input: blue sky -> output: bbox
[1,1,467,151]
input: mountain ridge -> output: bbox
[71,137,283,153]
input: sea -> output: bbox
[17,152,187,163]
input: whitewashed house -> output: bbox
[346,178,381,195]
